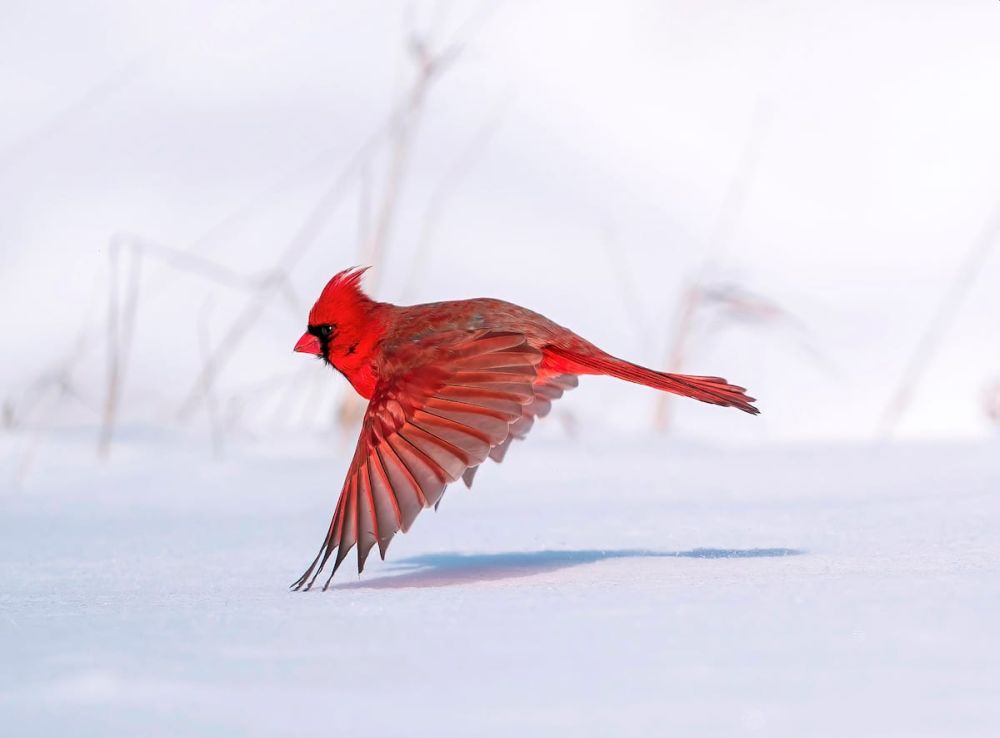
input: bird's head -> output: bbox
[294,266,379,367]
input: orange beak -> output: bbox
[294,332,322,355]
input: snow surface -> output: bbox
[1,431,999,737]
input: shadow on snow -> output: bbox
[336,547,804,590]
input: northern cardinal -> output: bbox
[291,267,758,590]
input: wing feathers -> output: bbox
[331,475,358,579]
[375,443,424,531]
[398,423,470,480]
[450,332,529,356]
[411,411,493,458]
[387,433,448,506]
[426,391,523,420]
[433,383,528,403]
[356,467,379,573]
[452,351,542,371]
[367,454,401,558]
[467,374,578,484]
[293,331,547,590]
[451,368,536,383]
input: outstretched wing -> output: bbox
[461,373,578,487]
[292,331,541,591]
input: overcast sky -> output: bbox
[2,0,999,443]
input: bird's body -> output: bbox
[292,268,758,590]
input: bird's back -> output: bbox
[380,297,603,382]
[386,297,570,345]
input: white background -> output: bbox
[2,0,999,442]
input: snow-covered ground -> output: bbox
[1,431,997,737]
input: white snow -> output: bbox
[2,431,998,736]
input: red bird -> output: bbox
[292,267,758,590]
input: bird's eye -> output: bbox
[308,323,336,341]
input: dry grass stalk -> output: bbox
[0,64,138,175]
[197,301,224,457]
[653,284,703,432]
[334,31,466,432]
[20,11,491,461]
[97,233,280,458]
[97,236,142,458]
[175,31,462,425]
[654,103,773,432]
[984,379,1000,428]
[400,101,507,302]
[877,202,1000,438]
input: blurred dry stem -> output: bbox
[0,64,138,175]
[97,234,290,459]
[197,300,224,458]
[601,228,654,346]
[984,379,1000,429]
[401,99,507,301]
[361,35,446,290]
[877,202,1000,438]
[98,236,142,458]
[655,103,773,431]
[11,6,525,464]
[335,27,466,431]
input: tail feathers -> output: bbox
[652,371,759,415]
[549,347,759,415]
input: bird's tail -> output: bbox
[547,346,759,415]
